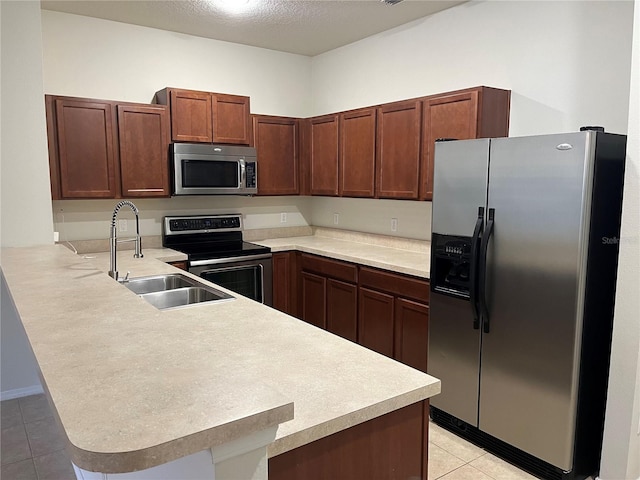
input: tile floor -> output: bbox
[2,394,540,480]
[1,394,75,480]
[428,420,539,480]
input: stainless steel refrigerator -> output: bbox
[428,130,626,480]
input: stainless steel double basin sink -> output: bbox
[122,273,234,310]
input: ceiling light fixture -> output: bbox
[214,0,253,15]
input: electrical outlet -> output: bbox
[391,218,398,232]
[118,219,128,232]
[281,212,287,223]
[333,213,339,225]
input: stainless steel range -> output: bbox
[162,214,272,306]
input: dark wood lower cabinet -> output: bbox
[395,298,429,373]
[269,400,429,480]
[326,279,358,342]
[301,272,326,329]
[358,287,395,358]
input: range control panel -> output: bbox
[164,215,242,235]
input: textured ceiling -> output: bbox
[40,0,467,56]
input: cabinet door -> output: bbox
[253,116,299,195]
[55,98,117,198]
[394,298,429,373]
[310,115,339,196]
[327,279,358,342]
[358,287,395,358]
[169,89,212,143]
[301,272,326,329]
[117,104,170,197]
[212,93,251,145]
[340,108,376,198]
[273,252,292,314]
[376,100,421,199]
[421,91,479,200]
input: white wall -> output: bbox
[41,10,311,116]
[311,1,633,137]
[0,0,52,397]
[599,1,640,478]
[1,1,55,247]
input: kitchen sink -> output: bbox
[122,273,234,310]
[124,273,198,295]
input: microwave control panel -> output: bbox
[246,162,257,189]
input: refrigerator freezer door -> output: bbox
[479,132,593,470]
[429,138,490,426]
[432,139,490,237]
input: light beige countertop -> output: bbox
[255,228,431,279]
[1,244,440,473]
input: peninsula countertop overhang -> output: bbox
[1,244,440,473]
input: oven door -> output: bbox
[189,254,272,306]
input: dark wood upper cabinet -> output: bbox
[421,87,510,200]
[212,93,251,145]
[46,95,171,199]
[156,88,250,145]
[309,114,339,196]
[340,108,376,198]
[53,98,118,199]
[168,89,212,143]
[252,115,299,195]
[376,100,422,200]
[117,104,170,198]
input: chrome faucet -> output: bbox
[109,200,143,281]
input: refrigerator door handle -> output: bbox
[469,207,485,329]
[479,208,495,333]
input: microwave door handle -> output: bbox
[239,159,246,188]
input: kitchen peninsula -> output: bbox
[0,244,440,479]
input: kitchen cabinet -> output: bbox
[155,88,251,145]
[376,100,422,199]
[48,97,118,199]
[421,86,510,200]
[46,95,170,200]
[167,261,188,271]
[117,104,170,197]
[359,267,430,372]
[309,114,339,196]
[252,115,300,195]
[273,252,299,316]
[269,400,429,480]
[339,108,376,197]
[300,254,358,342]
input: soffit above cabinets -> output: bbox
[40,0,467,56]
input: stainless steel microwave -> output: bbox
[171,143,257,195]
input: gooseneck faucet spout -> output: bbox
[109,200,143,281]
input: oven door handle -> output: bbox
[189,253,272,267]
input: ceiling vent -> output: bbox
[381,0,404,5]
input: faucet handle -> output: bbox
[123,271,131,282]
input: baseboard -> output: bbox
[0,384,44,401]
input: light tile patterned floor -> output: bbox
[1,394,75,480]
[428,420,539,480]
[2,394,544,480]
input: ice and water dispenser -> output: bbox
[431,234,473,299]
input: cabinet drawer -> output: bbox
[301,254,357,283]
[359,267,429,304]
